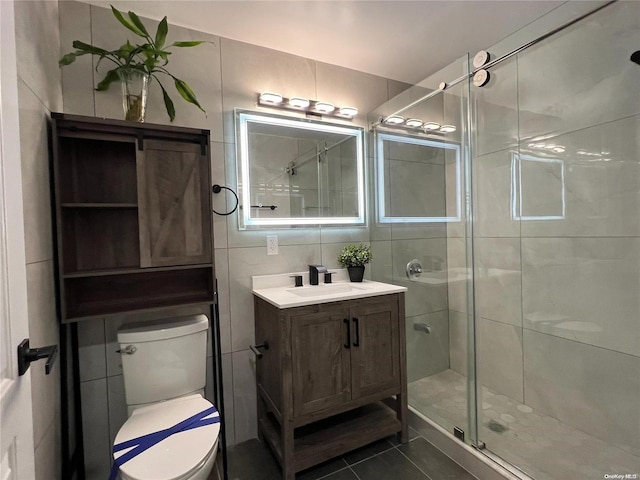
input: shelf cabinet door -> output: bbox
[350,299,401,400]
[137,139,212,267]
[291,308,351,417]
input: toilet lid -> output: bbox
[114,395,220,480]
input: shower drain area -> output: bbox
[409,369,639,480]
[487,419,509,433]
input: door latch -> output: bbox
[17,339,57,376]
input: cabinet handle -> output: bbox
[343,319,351,349]
[352,317,360,347]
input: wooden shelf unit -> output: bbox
[51,113,214,322]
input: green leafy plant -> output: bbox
[338,244,372,268]
[59,5,207,122]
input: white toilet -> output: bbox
[112,315,220,480]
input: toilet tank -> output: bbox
[118,314,209,408]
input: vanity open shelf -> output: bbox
[260,401,401,473]
[253,276,408,480]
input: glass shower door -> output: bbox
[472,3,640,478]
[368,54,479,448]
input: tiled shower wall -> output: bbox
[447,1,640,453]
[367,59,469,385]
[15,2,63,479]
[57,2,409,478]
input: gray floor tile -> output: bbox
[387,428,420,446]
[398,437,476,480]
[297,457,349,480]
[225,434,475,480]
[227,439,282,480]
[350,449,428,480]
[343,438,394,465]
[321,469,359,480]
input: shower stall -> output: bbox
[368,2,639,479]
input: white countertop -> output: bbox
[251,270,407,309]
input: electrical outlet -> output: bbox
[266,235,278,255]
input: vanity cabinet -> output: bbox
[254,292,407,479]
[51,113,214,322]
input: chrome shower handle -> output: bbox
[116,345,137,355]
[406,259,423,279]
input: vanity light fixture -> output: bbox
[259,92,283,104]
[381,116,456,135]
[289,97,310,108]
[405,118,423,128]
[257,92,357,119]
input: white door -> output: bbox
[0,1,37,479]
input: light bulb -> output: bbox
[315,102,335,113]
[423,122,441,131]
[339,106,358,117]
[259,92,283,104]
[384,115,405,124]
[405,119,423,128]
[440,125,456,133]
[289,97,310,108]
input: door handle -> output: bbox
[352,317,360,347]
[343,319,351,348]
[17,339,57,376]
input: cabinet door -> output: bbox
[350,298,401,400]
[137,140,212,267]
[291,308,351,417]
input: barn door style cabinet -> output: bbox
[50,113,214,322]
[254,292,408,480]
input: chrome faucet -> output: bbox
[308,265,328,285]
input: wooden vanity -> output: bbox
[253,279,407,480]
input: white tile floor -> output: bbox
[409,370,640,480]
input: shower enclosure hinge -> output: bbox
[454,426,465,442]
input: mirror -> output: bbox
[375,131,461,223]
[236,110,365,228]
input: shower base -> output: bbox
[409,369,639,480]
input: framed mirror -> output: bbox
[236,110,365,228]
[375,131,461,223]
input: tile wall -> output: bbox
[14,2,63,479]
[58,2,409,478]
[367,81,461,384]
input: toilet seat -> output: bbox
[113,394,220,480]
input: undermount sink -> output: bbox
[286,283,370,297]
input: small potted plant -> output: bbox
[59,5,207,123]
[338,244,372,282]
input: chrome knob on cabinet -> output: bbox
[116,345,137,355]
